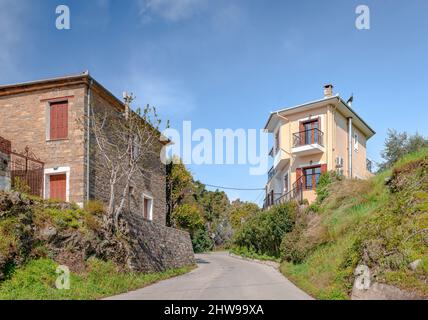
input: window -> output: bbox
[275,129,280,153]
[354,132,359,151]
[284,173,289,193]
[299,118,320,145]
[142,194,153,221]
[303,166,322,190]
[49,101,68,140]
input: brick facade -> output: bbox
[0,74,167,225]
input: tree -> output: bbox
[380,129,428,170]
[229,200,260,229]
[166,158,194,226]
[171,203,205,237]
[85,94,165,233]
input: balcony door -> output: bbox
[300,118,320,145]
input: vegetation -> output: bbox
[232,202,297,258]
[0,192,193,299]
[380,129,428,171]
[166,159,259,253]
[0,258,192,300]
[280,148,428,299]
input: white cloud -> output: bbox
[128,73,195,115]
[137,0,207,23]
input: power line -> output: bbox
[204,183,265,191]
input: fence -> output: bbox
[10,146,44,197]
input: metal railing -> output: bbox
[268,166,276,181]
[292,128,324,148]
[366,159,373,173]
[10,146,44,197]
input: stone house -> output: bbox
[0,72,195,271]
[264,84,375,206]
[0,72,167,223]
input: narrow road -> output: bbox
[107,252,312,300]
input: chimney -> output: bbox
[323,84,333,98]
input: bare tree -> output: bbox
[85,93,166,232]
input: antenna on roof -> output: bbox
[346,93,354,107]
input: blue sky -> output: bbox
[1,0,428,205]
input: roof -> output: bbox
[0,71,170,145]
[264,95,376,139]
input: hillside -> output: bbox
[0,194,192,299]
[280,149,428,299]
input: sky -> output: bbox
[1,0,428,206]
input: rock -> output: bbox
[39,225,57,241]
[409,259,422,271]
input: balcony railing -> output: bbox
[268,166,276,180]
[292,128,324,148]
[366,159,373,173]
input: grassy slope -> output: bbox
[0,197,194,300]
[280,149,428,300]
[0,258,193,300]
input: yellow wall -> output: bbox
[267,102,372,205]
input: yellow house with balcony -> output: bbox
[264,84,375,207]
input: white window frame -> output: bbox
[44,166,71,202]
[142,193,153,221]
[283,172,289,193]
[354,132,359,152]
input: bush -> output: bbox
[192,229,214,253]
[84,200,105,216]
[171,203,204,237]
[315,171,342,204]
[233,202,298,257]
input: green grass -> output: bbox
[0,258,194,300]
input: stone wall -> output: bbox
[89,90,167,225]
[0,137,11,191]
[125,214,195,272]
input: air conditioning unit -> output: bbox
[335,156,344,168]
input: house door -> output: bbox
[49,174,66,201]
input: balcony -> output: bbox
[267,166,276,181]
[292,128,325,156]
[273,148,290,170]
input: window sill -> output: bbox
[46,138,70,142]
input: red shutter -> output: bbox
[296,168,303,190]
[50,102,68,140]
[299,121,305,145]
[50,174,66,201]
[321,164,328,173]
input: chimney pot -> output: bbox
[323,84,333,98]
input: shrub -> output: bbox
[192,229,214,253]
[233,202,298,257]
[11,177,31,195]
[84,200,105,216]
[171,203,204,236]
[315,171,342,204]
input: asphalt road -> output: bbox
[107,252,312,300]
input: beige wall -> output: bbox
[267,102,372,205]
[332,109,370,179]
[0,85,86,204]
